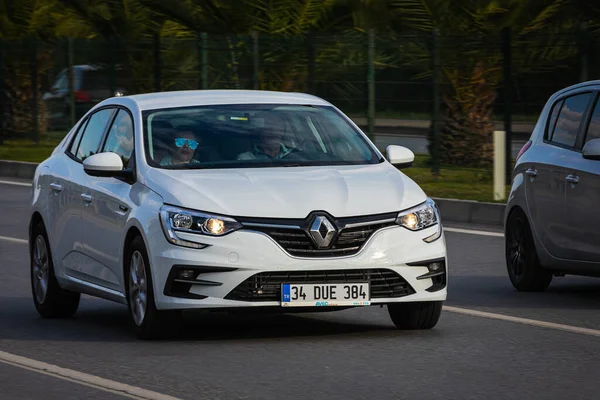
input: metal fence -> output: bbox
[0,28,598,177]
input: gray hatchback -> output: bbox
[505,80,600,291]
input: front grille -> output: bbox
[225,269,416,302]
[247,220,397,258]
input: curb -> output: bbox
[0,160,506,227]
[432,197,505,227]
[0,160,40,180]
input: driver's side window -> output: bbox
[70,108,115,162]
[102,109,134,168]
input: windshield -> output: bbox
[142,104,382,169]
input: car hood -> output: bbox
[143,163,427,218]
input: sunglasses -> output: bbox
[174,138,198,150]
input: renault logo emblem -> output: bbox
[309,215,337,248]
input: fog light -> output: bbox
[178,269,195,280]
[429,262,442,272]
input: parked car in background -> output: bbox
[29,90,447,339]
[505,80,600,291]
[43,65,128,131]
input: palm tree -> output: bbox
[0,0,67,139]
[367,0,585,167]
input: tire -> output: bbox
[30,221,80,318]
[125,235,181,340]
[388,301,442,330]
[505,209,552,292]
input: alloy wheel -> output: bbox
[32,235,50,304]
[129,250,147,326]
[507,218,527,280]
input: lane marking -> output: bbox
[0,350,183,400]
[444,227,504,238]
[444,306,600,338]
[0,235,28,245]
[0,179,31,187]
[1,359,142,400]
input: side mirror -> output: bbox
[83,152,134,181]
[582,138,600,160]
[386,145,415,169]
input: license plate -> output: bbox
[281,283,370,307]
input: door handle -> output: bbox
[49,183,63,193]
[81,193,93,203]
[566,175,580,185]
[525,168,538,177]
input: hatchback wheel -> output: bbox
[126,236,181,340]
[505,210,552,292]
[31,221,80,318]
[388,301,442,330]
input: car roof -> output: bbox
[123,90,332,111]
[552,80,600,98]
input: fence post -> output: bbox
[67,37,75,127]
[253,31,260,90]
[306,30,316,94]
[0,39,4,146]
[494,130,506,201]
[30,38,39,143]
[153,33,161,92]
[579,22,589,82]
[502,27,512,186]
[431,29,441,176]
[367,28,375,142]
[200,33,208,89]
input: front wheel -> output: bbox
[126,236,181,340]
[388,301,442,330]
[31,221,80,318]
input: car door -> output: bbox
[79,108,136,293]
[525,91,594,260]
[564,92,600,262]
[45,118,90,277]
[58,107,116,284]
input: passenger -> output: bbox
[237,113,293,160]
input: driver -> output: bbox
[237,113,293,160]
[160,127,201,166]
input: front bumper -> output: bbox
[148,223,448,310]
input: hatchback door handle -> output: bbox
[49,183,63,192]
[81,193,93,203]
[566,175,580,185]
[525,168,537,177]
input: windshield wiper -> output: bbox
[281,163,304,167]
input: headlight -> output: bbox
[396,198,442,242]
[159,205,243,248]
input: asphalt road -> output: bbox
[2,180,600,400]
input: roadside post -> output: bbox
[494,130,506,201]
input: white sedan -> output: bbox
[29,90,447,339]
